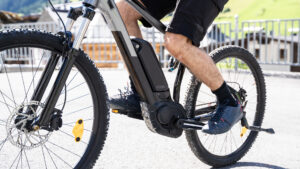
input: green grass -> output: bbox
[162,0,300,27]
[214,0,300,38]
[216,0,300,23]
[217,58,250,70]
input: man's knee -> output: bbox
[116,1,141,24]
[164,32,192,62]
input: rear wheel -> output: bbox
[185,46,266,167]
[0,30,109,169]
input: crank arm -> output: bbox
[177,119,205,130]
[247,126,275,134]
[241,115,275,134]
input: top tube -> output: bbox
[82,0,167,34]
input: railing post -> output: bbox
[235,15,239,46]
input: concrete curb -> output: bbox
[262,70,300,79]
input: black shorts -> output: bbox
[140,0,228,47]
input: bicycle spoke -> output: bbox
[229,130,238,149]
[23,51,46,104]
[207,135,216,150]
[9,149,22,169]
[56,93,89,107]
[41,145,48,169]
[66,72,79,88]
[0,134,11,152]
[34,131,48,169]
[212,135,218,153]
[60,82,86,95]
[23,149,31,169]
[0,89,16,108]
[58,130,88,145]
[44,145,58,169]
[47,141,81,157]
[203,134,211,145]
[15,135,24,169]
[2,64,17,107]
[63,106,93,117]
[18,55,29,104]
[199,90,215,98]
[63,123,92,133]
[63,118,93,125]
[31,50,35,91]
[220,133,228,154]
[45,146,73,168]
[9,135,27,169]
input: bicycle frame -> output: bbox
[32,0,186,128]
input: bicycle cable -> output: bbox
[47,0,68,112]
[48,0,67,38]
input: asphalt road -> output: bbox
[93,70,300,169]
[0,69,299,169]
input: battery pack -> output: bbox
[131,38,169,93]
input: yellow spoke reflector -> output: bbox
[72,119,84,142]
[240,127,247,137]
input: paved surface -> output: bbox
[93,70,300,169]
[1,69,300,169]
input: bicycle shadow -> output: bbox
[212,162,286,169]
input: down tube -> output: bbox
[98,0,157,104]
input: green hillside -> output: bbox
[216,0,300,22]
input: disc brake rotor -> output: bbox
[6,101,52,150]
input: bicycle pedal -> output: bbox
[72,119,84,142]
[248,126,275,134]
[177,119,205,130]
[112,109,120,114]
[112,109,143,120]
[111,109,129,115]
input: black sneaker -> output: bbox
[109,87,143,120]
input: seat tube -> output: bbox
[98,0,160,104]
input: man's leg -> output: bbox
[116,0,143,38]
[164,32,242,134]
[164,0,243,134]
[164,33,223,90]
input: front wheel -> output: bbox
[184,46,266,167]
[0,30,109,169]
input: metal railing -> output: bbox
[241,19,300,66]
[1,17,300,70]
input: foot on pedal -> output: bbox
[109,87,142,120]
[202,101,243,135]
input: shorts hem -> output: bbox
[167,17,205,47]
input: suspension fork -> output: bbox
[37,49,80,127]
[33,5,95,128]
[25,8,81,116]
[28,54,60,111]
